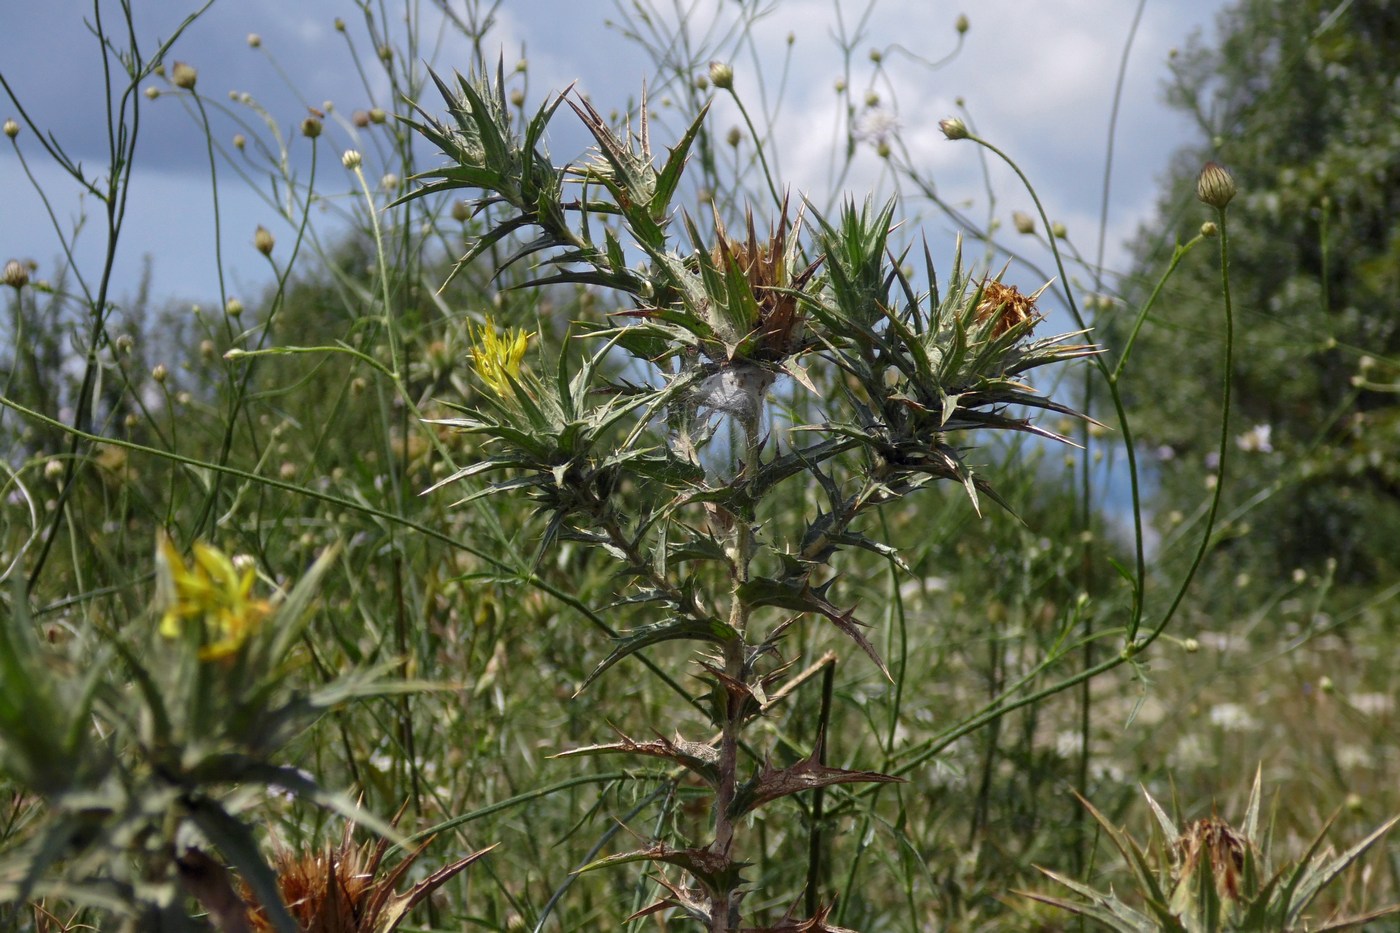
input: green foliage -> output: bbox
[1115,0,1400,584]
[1028,771,1400,931]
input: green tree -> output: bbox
[1116,0,1400,583]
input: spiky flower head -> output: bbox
[1196,161,1236,209]
[975,279,1043,338]
[469,317,531,396]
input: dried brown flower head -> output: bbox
[974,279,1043,338]
[243,823,492,932]
[709,204,819,362]
[1174,815,1249,903]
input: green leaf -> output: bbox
[581,616,739,690]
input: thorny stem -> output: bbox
[711,407,764,932]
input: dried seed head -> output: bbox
[254,225,275,256]
[3,118,18,139]
[708,61,734,90]
[1174,817,1249,904]
[3,259,29,290]
[939,117,968,140]
[172,61,198,90]
[975,279,1042,338]
[1196,161,1236,209]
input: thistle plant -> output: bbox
[1025,770,1400,932]
[405,65,1096,930]
[0,536,427,932]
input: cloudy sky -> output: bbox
[1,0,1228,317]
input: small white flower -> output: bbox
[853,108,901,147]
[1235,423,1273,453]
[1208,701,1258,732]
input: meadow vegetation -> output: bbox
[1,1,1397,930]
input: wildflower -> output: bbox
[1196,161,1236,209]
[974,279,1043,338]
[469,317,531,396]
[3,118,17,139]
[853,108,900,148]
[151,364,169,384]
[1234,423,1273,453]
[155,534,270,661]
[254,225,275,256]
[939,117,968,140]
[708,61,734,90]
[171,61,198,90]
[380,173,399,192]
[341,149,362,170]
[3,259,28,289]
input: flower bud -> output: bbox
[254,225,275,256]
[3,259,28,289]
[1200,221,1218,237]
[1196,161,1236,209]
[233,133,246,151]
[200,340,216,360]
[171,61,198,90]
[301,115,323,138]
[955,13,970,34]
[334,17,346,31]
[868,48,883,63]
[151,364,169,384]
[352,109,370,128]
[3,119,18,139]
[726,126,742,148]
[368,107,387,124]
[247,33,261,48]
[44,459,65,481]
[342,149,362,169]
[144,86,160,100]
[509,88,525,108]
[1012,211,1035,235]
[116,334,134,354]
[1182,637,1200,653]
[225,297,244,318]
[380,173,399,192]
[939,117,968,140]
[451,200,471,222]
[708,61,734,90]
[1051,221,1068,239]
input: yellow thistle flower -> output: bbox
[469,317,531,396]
[156,534,270,661]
